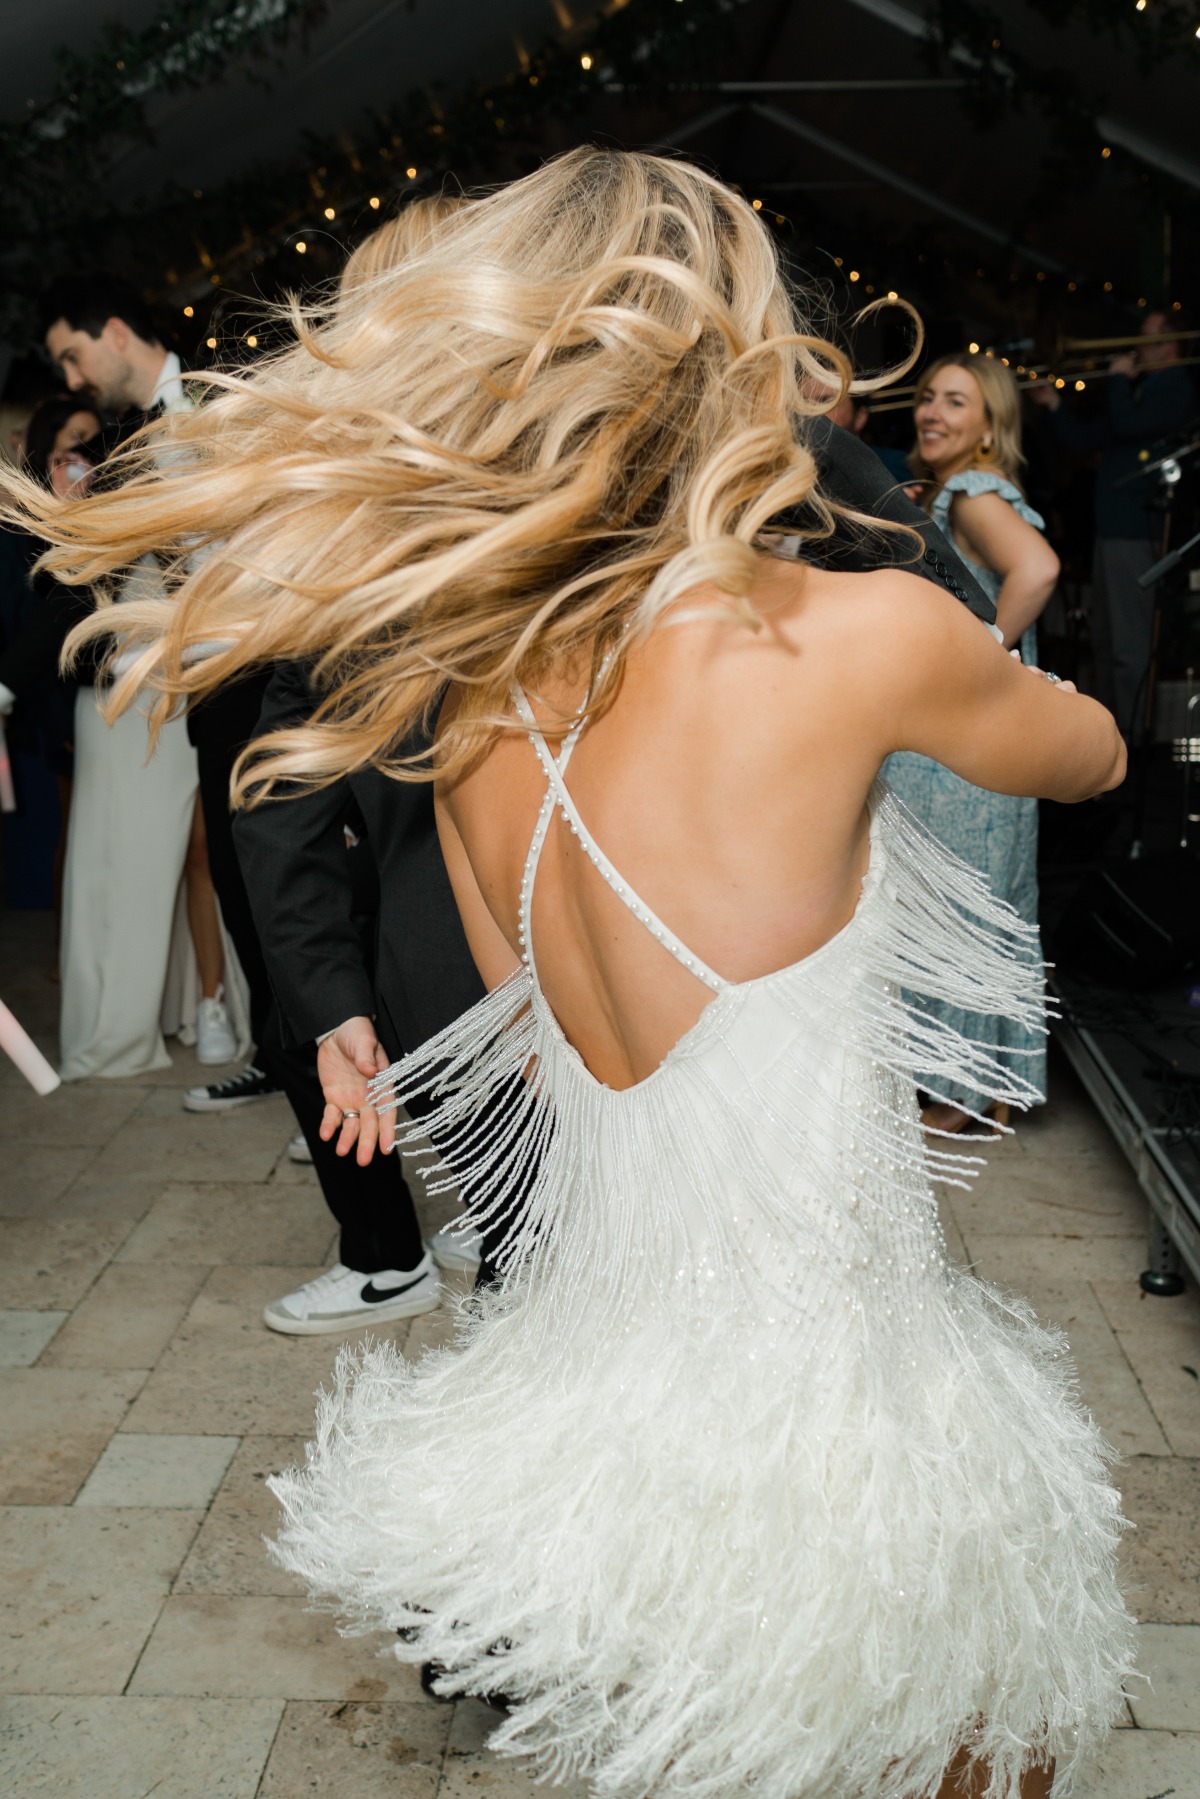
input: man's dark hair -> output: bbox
[37,271,160,346]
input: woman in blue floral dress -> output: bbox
[885,354,1061,1132]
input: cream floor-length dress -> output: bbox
[58,565,249,1082]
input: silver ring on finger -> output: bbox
[342,1109,361,1120]
[1043,671,1062,684]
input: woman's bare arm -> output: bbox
[949,492,1060,649]
[868,573,1124,802]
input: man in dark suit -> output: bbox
[234,659,496,1313]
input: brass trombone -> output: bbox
[863,344,1200,413]
[1058,329,1199,353]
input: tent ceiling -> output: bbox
[1,1,1194,322]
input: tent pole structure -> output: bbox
[749,101,1068,275]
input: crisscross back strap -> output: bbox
[513,683,725,993]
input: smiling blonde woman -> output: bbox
[888,354,1061,1134]
[6,149,1131,1799]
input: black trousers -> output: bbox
[192,683,424,1275]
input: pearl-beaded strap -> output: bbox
[512,683,725,994]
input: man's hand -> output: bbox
[316,1015,391,1165]
[1109,351,1137,379]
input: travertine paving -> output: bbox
[1,906,1198,1797]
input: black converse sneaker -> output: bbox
[263,1254,441,1334]
[183,1063,283,1114]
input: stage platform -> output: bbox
[1052,971,1200,1294]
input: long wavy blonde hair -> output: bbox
[5,148,915,802]
[339,191,466,294]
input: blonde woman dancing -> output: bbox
[12,150,1131,1799]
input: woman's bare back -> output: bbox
[441,560,900,1089]
[439,553,1122,1092]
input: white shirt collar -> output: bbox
[151,350,189,414]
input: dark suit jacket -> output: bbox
[0,545,98,700]
[232,659,484,1058]
[797,418,995,625]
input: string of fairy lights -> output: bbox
[6,0,1189,371]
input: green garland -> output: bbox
[0,0,1193,361]
[2,0,742,333]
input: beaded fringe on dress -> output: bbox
[269,785,1134,1799]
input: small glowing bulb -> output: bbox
[580,53,593,69]
[833,256,843,267]
[369,196,381,209]
[1074,379,1086,391]
[1001,356,1009,365]
[1135,0,1146,9]
[968,341,980,354]
[324,206,335,219]
[752,198,763,211]
[1055,377,1066,389]
[295,240,307,254]
[1103,280,1113,292]
[246,335,258,348]
[848,269,860,282]
[886,290,897,301]
[405,166,417,179]
[1067,281,1077,292]
[1138,296,1147,307]
[206,337,217,349]
[1101,146,1111,158]
[183,305,194,318]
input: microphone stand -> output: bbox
[1122,447,1198,860]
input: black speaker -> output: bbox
[1054,853,1200,988]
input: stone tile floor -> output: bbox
[1,906,1199,1797]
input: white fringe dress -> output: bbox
[269,698,1134,1799]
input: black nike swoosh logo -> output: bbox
[360,1273,428,1303]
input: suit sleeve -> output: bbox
[0,575,99,697]
[1045,403,1106,459]
[797,419,997,627]
[232,659,376,1044]
[1106,370,1194,443]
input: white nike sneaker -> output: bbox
[263,1254,440,1335]
[427,1224,484,1273]
[195,986,237,1065]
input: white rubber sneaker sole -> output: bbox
[428,1227,483,1272]
[262,1279,441,1335]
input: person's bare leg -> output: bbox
[936,1749,1055,1797]
[184,794,224,999]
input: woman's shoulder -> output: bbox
[935,469,1045,531]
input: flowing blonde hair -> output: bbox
[339,191,466,293]
[908,353,1026,497]
[5,148,916,802]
